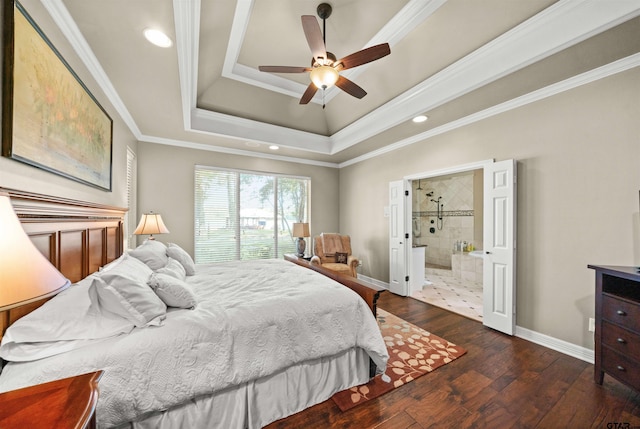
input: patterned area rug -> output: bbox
[331,308,467,411]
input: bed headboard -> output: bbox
[0,188,127,337]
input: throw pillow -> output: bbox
[336,252,348,264]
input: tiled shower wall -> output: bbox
[412,170,483,269]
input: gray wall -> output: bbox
[339,68,640,350]
[135,142,340,254]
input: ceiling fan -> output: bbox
[258,3,391,106]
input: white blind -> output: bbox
[126,147,137,250]
[194,166,309,264]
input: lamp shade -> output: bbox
[0,192,70,311]
[133,212,170,238]
[292,222,310,238]
[310,66,339,89]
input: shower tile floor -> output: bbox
[410,266,483,322]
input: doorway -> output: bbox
[410,169,484,322]
[389,159,517,335]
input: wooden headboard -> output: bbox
[0,188,126,337]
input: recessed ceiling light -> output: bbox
[412,115,428,123]
[269,145,279,150]
[143,28,172,48]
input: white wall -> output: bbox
[339,68,640,350]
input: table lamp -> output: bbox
[0,192,70,331]
[292,222,310,257]
[133,211,170,240]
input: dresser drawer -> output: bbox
[602,346,640,391]
[602,294,640,333]
[602,320,640,358]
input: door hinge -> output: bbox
[405,276,410,282]
[405,233,409,239]
[405,190,409,196]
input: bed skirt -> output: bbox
[115,347,370,429]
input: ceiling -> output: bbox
[36,0,640,166]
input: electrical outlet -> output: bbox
[588,318,595,332]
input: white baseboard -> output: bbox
[355,275,595,364]
[357,274,389,291]
[515,325,594,364]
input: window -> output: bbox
[194,166,310,263]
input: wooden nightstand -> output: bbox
[0,370,103,429]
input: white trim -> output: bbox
[356,275,595,363]
[138,134,339,168]
[220,0,446,106]
[515,325,594,364]
[173,0,200,130]
[44,0,640,167]
[339,53,640,168]
[43,0,141,138]
[356,274,390,291]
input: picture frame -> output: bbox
[2,0,113,191]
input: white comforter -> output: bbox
[0,259,388,427]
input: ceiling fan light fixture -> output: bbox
[310,65,339,89]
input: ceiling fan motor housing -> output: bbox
[317,3,332,20]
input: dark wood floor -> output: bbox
[266,292,640,428]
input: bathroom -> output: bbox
[411,169,484,320]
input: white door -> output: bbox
[389,180,409,296]
[483,159,517,335]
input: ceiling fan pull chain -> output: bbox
[322,89,326,109]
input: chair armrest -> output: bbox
[310,255,322,266]
[347,255,359,268]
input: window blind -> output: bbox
[194,166,309,264]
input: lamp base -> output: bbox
[296,237,306,257]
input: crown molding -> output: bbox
[137,133,338,168]
[42,0,640,167]
[42,0,142,138]
[339,53,640,168]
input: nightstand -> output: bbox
[0,370,103,429]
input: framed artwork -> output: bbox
[2,0,113,191]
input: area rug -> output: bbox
[331,308,466,411]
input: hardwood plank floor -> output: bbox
[265,292,640,428]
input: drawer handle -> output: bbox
[617,310,627,316]
[617,338,627,344]
[617,365,626,372]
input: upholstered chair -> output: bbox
[310,233,359,278]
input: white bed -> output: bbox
[0,237,388,428]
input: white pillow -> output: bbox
[93,254,166,327]
[156,257,186,281]
[167,243,196,276]
[0,275,134,362]
[148,273,197,309]
[128,239,168,271]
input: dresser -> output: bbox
[589,265,640,391]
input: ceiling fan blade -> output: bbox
[335,43,391,71]
[335,75,367,99]
[299,82,318,104]
[258,66,311,73]
[301,15,327,64]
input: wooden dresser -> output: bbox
[590,265,640,391]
